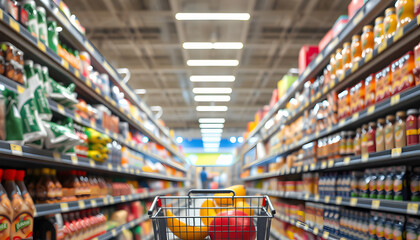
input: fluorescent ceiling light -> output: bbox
[193,88,232,94]
[134,89,147,94]
[196,106,228,112]
[199,118,225,124]
[201,128,223,133]
[194,95,231,102]
[200,124,224,129]
[187,60,239,66]
[204,147,219,152]
[202,134,222,138]
[203,143,220,148]
[183,42,243,49]
[202,137,221,142]
[190,75,235,82]
[175,13,250,21]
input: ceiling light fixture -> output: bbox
[193,88,232,94]
[202,134,222,138]
[194,95,231,102]
[198,118,225,124]
[201,128,223,133]
[196,106,228,112]
[202,137,222,142]
[175,13,250,21]
[183,42,243,49]
[134,89,147,94]
[199,124,224,129]
[187,60,239,66]
[190,75,235,82]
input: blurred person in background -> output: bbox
[200,167,208,189]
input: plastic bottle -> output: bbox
[351,35,362,64]
[22,0,38,37]
[376,118,386,152]
[406,109,418,145]
[394,111,407,148]
[385,115,396,150]
[0,169,12,240]
[36,7,48,45]
[396,0,415,29]
[354,128,362,155]
[384,8,398,39]
[35,168,56,203]
[342,42,352,71]
[50,169,62,202]
[3,169,34,239]
[361,124,369,155]
[15,170,35,216]
[47,18,58,53]
[367,122,376,153]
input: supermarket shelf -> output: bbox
[0,10,185,163]
[270,228,288,240]
[35,187,185,217]
[243,144,420,181]
[243,0,394,146]
[97,214,149,240]
[249,188,420,216]
[0,139,186,182]
[35,0,177,147]
[0,75,187,173]
[243,71,420,171]
[275,214,341,240]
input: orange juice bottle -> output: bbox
[351,35,362,64]
[374,17,385,48]
[396,0,415,29]
[384,8,398,39]
[361,25,374,57]
[342,42,352,71]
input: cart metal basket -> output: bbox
[148,189,276,240]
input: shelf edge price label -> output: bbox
[297,166,302,173]
[339,74,345,82]
[103,197,109,205]
[313,228,319,235]
[321,161,327,169]
[74,113,81,122]
[352,112,359,121]
[328,160,334,168]
[391,94,400,106]
[107,163,113,170]
[322,231,330,239]
[71,155,78,164]
[310,163,316,171]
[0,9,3,20]
[86,79,92,87]
[9,18,20,32]
[323,86,328,94]
[365,52,373,62]
[90,199,97,207]
[62,59,69,70]
[367,105,375,115]
[37,40,46,53]
[336,196,342,205]
[78,201,85,209]
[393,28,404,42]
[391,148,402,157]
[75,70,80,78]
[303,165,309,172]
[121,196,126,202]
[95,87,101,94]
[109,197,115,204]
[128,195,133,201]
[111,229,117,237]
[407,203,419,214]
[314,195,320,201]
[17,85,25,94]
[89,160,95,167]
[361,154,369,162]
[339,119,345,126]
[117,166,122,172]
[344,157,351,165]
[324,195,330,203]
[304,193,310,200]
[57,104,65,115]
[60,203,69,211]
[329,81,335,89]
[350,198,358,206]
[351,62,359,73]
[53,152,61,161]
[10,144,22,156]
[378,41,387,53]
[371,200,380,209]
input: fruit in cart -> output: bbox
[208,210,256,240]
[166,209,209,240]
[200,200,217,225]
[234,201,254,216]
[214,185,246,206]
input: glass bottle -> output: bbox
[406,108,419,146]
[394,111,407,148]
[330,53,337,80]
[335,48,344,78]
[351,35,362,64]
[361,25,374,57]
[367,122,377,153]
[354,128,362,155]
[361,124,369,155]
[396,0,415,29]
[385,115,396,150]
[376,118,386,152]
[342,42,352,71]
[374,17,385,48]
[384,8,398,40]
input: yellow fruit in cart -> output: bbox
[200,200,217,225]
[166,209,208,240]
[214,185,246,206]
[235,201,254,216]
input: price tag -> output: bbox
[95,87,101,94]
[130,168,134,174]
[290,219,295,224]
[315,54,323,65]
[407,203,419,214]
[336,196,342,205]
[392,148,402,157]
[367,105,375,115]
[353,10,364,25]
[351,62,359,73]
[378,41,387,53]
[37,40,46,52]
[323,86,328,94]
[365,52,373,62]
[316,92,321,99]
[110,197,115,204]
[135,169,141,174]
[113,133,118,138]
[53,152,61,161]
[60,203,69,211]
[111,229,117,237]
[314,195,320,201]
[9,18,20,32]
[328,160,334,168]
[57,104,65,115]
[103,197,109,205]
[10,144,22,156]
[130,222,135,227]
[304,225,309,231]
[344,157,351,165]
[16,85,25,94]
[0,9,3,20]
[86,79,92,87]
[362,154,369,162]
[322,231,330,239]
[350,198,358,206]
[85,41,94,53]
[71,155,78,164]
[75,70,80,78]
[393,28,404,41]
[117,166,122,172]
[121,196,126,202]
[89,160,95,167]
[119,106,124,113]
[78,201,85,209]
[128,195,133,201]
[313,227,319,235]
[111,100,117,106]
[391,94,400,106]
[303,165,309,172]
[285,168,290,174]
[90,199,97,207]
[105,129,110,135]
[74,113,81,122]
[339,74,345,82]
[297,166,302,173]
[352,112,359,121]
[311,96,315,103]
[372,200,380,209]
[339,119,345,126]
[321,161,327,169]
[324,195,330,203]
[310,163,316,171]
[62,59,69,70]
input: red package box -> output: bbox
[318,29,333,51]
[348,0,365,19]
[299,45,319,74]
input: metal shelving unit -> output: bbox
[96,214,149,240]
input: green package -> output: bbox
[47,18,58,53]
[3,89,24,145]
[36,7,48,45]
[43,118,81,152]
[25,61,52,121]
[22,0,38,37]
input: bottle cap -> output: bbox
[3,169,16,181]
[15,170,25,181]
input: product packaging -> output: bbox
[3,89,24,145]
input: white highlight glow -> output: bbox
[175,13,250,21]
[190,75,235,82]
[193,88,232,94]
[183,42,243,49]
[199,118,225,124]
[200,124,224,129]
[187,60,239,66]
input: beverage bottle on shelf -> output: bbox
[0,169,12,240]
[15,170,35,217]
[3,169,34,239]
[35,168,56,203]
[50,169,63,202]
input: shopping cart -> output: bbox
[148,189,276,240]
